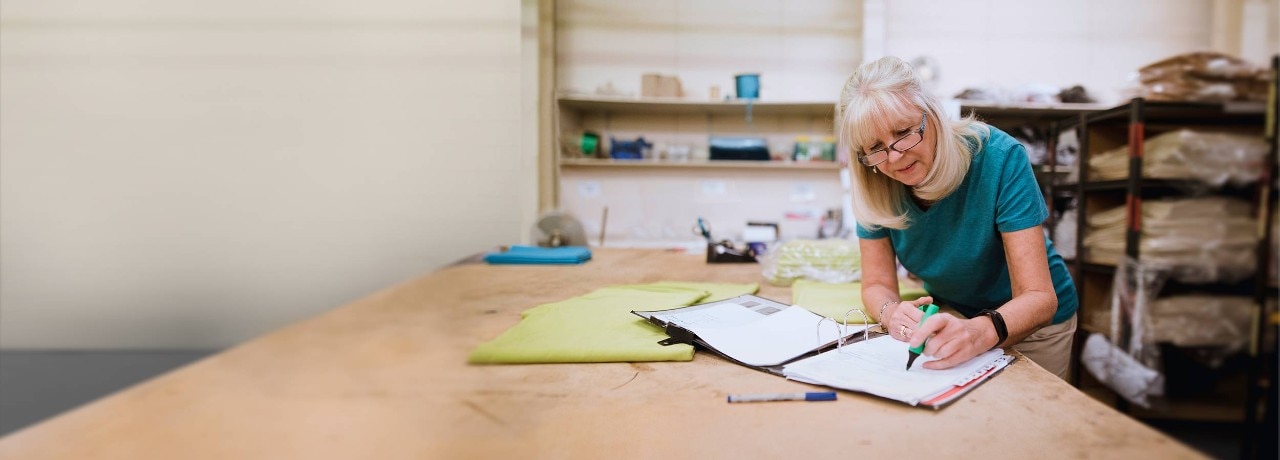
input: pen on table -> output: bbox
[726,392,837,403]
[906,303,940,370]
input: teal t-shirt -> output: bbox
[856,126,1077,324]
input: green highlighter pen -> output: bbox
[906,303,940,370]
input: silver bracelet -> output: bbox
[878,300,899,327]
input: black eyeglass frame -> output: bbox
[857,113,927,167]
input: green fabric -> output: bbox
[613,281,759,304]
[468,282,759,364]
[791,279,929,321]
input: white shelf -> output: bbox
[959,101,1113,115]
[557,94,836,117]
[1036,164,1074,174]
[560,157,843,171]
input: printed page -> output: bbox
[691,306,869,367]
[782,336,1005,405]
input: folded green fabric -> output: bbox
[468,282,759,364]
[791,279,929,322]
[611,281,758,304]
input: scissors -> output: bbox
[693,218,712,241]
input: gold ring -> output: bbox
[899,325,908,338]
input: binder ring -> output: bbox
[843,308,871,345]
[814,308,872,352]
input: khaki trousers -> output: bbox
[1011,315,1077,381]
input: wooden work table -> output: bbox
[0,248,1205,459]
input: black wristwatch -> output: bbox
[978,309,1008,348]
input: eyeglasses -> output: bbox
[858,113,927,167]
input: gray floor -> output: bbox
[0,351,1252,458]
[0,350,215,436]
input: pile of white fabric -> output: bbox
[1088,129,1267,188]
[1083,196,1257,283]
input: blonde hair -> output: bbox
[837,56,988,231]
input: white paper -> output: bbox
[651,302,766,329]
[637,296,869,368]
[691,306,868,367]
[782,336,1006,405]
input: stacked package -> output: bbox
[1133,51,1269,102]
[1083,197,1257,283]
[1088,129,1267,188]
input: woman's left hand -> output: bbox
[907,314,998,370]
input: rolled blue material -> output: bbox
[484,245,592,265]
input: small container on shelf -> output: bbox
[792,136,837,162]
[609,137,652,160]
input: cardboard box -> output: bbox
[641,73,683,98]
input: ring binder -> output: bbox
[658,323,697,346]
[634,294,1014,409]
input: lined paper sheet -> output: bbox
[782,336,1006,406]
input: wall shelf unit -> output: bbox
[553,95,847,245]
[558,95,837,117]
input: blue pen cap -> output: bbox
[804,392,837,401]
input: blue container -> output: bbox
[609,137,651,159]
[735,73,760,99]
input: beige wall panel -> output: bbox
[0,0,528,348]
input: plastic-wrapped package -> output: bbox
[1132,51,1269,102]
[1082,257,1168,407]
[1147,295,1253,354]
[760,239,861,286]
[1082,333,1163,408]
[1083,197,1258,283]
[1053,206,1077,260]
[1083,256,1260,406]
[1088,129,1267,188]
[1055,127,1079,169]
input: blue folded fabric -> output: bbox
[483,245,592,265]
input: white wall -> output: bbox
[556,0,863,101]
[876,0,1279,105]
[558,0,1279,107]
[0,0,531,349]
[560,166,845,246]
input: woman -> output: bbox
[838,56,1078,380]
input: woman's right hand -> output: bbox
[882,296,934,342]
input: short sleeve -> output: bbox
[994,142,1049,233]
[855,221,889,239]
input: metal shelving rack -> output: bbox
[1056,95,1272,431]
[1242,54,1279,460]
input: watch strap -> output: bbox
[979,309,1008,348]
